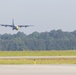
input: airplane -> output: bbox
[0,19,34,30]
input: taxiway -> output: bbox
[0,65,76,75]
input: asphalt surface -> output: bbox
[0,65,76,75]
[0,56,76,58]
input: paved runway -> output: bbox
[0,65,76,75]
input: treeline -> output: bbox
[0,29,76,51]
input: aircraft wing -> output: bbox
[0,24,13,27]
[18,25,34,27]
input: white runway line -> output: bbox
[0,65,76,75]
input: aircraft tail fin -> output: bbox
[12,19,14,26]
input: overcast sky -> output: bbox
[0,0,76,34]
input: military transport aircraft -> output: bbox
[0,19,34,30]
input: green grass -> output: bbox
[0,50,76,56]
[0,50,76,64]
[0,58,76,64]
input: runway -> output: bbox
[0,65,76,75]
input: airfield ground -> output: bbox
[0,65,76,75]
[0,51,76,64]
[0,57,76,64]
[0,50,76,56]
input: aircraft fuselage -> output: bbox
[13,26,19,30]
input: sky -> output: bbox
[0,0,76,34]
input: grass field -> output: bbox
[0,50,76,56]
[0,58,76,64]
[0,50,76,64]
